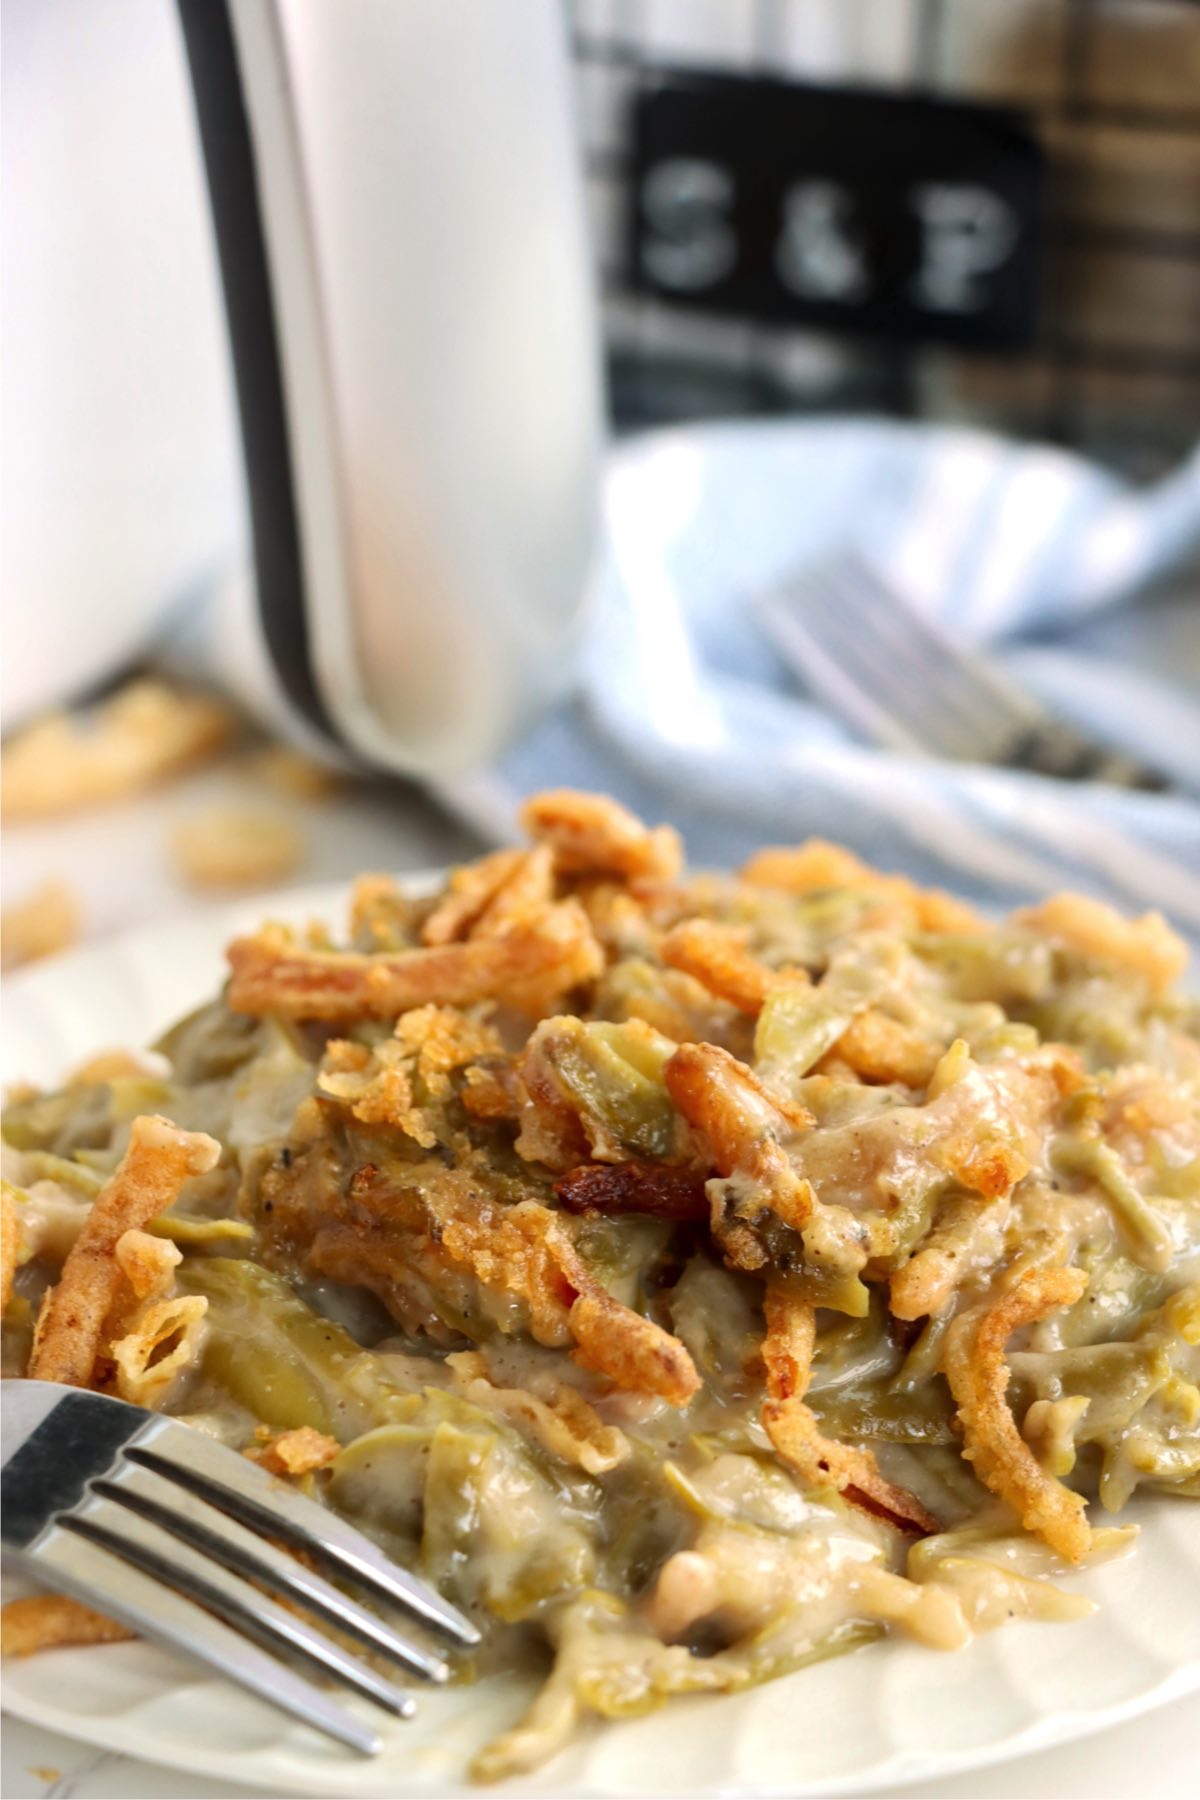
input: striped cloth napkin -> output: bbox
[446,420,1200,946]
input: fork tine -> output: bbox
[758,558,1041,761]
[131,1425,480,1646]
[759,563,986,750]
[787,564,1024,753]
[755,575,928,753]
[63,1492,416,1721]
[756,555,1168,787]
[94,1460,450,1683]
[25,1523,383,1755]
[821,563,1027,735]
[835,560,1043,741]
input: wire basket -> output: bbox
[570,0,1200,476]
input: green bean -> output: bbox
[1054,1139,1174,1274]
[546,1019,679,1159]
[181,1258,416,1437]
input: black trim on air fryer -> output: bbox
[177,0,335,742]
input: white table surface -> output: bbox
[3,765,1198,1799]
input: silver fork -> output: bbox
[1,1380,479,1756]
[755,554,1168,789]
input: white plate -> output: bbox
[4,888,1200,1797]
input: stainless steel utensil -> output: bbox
[756,554,1168,789]
[1,1380,479,1756]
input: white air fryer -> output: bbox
[2,0,603,774]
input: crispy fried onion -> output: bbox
[1,878,80,972]
[889,1191,1008,1321]
[422,846,556,946]
[661,918,808,1015]
[461,1059,522,1122]
[761,1283,938,1534]
[664,1043,814,1269]
[821,1009,942,1089]
[741,840,983,933]
[1,1181,20,1312]
[226,900,602,1021]
[318,1006,501,1146]
[555,1160,710,1221]
[110,1293,209,1407]
[114,1227,181,1301]
[447,1350,631,1474]
[171,806,304,892]
[252,1425,341,1477]
[521,789,682,882]
[1013,892,1188,994]
[1,679,233,821]
[28,1116,220,1387]
[289,1152,698,1404]
[1,1594,134,1656]
[942,1264,1093,1562]
[348,873,420,951]
[446,1198,699,1407]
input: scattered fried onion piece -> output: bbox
[28,1115,220,1387]
[226,901,602,1021]
[473,845,557,938]
[761,1284,938,1534]
[942,1264,1093,1562]
[67,1049,157,1088]
[555,1160,710,1221]
[1014,893,1187,994]
[1,879,80,972]
[1,680,233,820]
[250,744,341,801]
[1,1595,133,1656]
[521,789,682,882]
[171,807,304,891]
[253,1425,342,1477]
[568,1285,699,1409]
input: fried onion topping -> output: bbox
[1,1595,134,1656]
[227,901,602,1021]
[943,1265,1093,1562]
[28,1115,220,1388]
[664,1042,814,1233]
[521,789,683,882]
[760,1283,939,1535]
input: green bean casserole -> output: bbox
[3,789,1198,1779]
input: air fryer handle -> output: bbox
[177,0,329,743]
[178,0,603,778]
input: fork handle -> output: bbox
[1001,723,1170,791]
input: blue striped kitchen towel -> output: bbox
[444,420,1200,944]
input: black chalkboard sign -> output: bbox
[629,73,1044,350]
